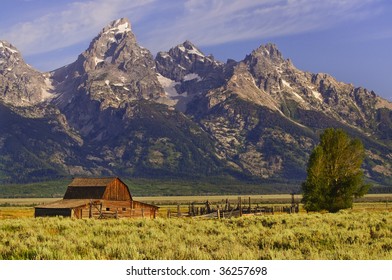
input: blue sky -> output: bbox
[1,0,391,101]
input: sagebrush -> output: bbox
[0,211,391,260]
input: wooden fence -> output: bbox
[166,196,300,219]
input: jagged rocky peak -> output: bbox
[155,40,227,112]
[156,40,222,81]
[52,17,145,80]
[102,17,132,35]
[0,40,20,59]
[178,40,212,60]
[52,17,163,110]
[255,43,284,60]
[81,17,140,72]
[0,40,55,107]
[0,40,23,74]
[244,43,289,72]
[239,43,296,97]
[172,40,215,62]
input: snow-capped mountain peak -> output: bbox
[102,18,132,36]
[0,40,19,56]
[0,40,57,107]
[178,40,205,58]
[1,18,391,187]
[156,40,223,81]
[51,17,163,116]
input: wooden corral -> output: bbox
[34,177,158,219]
[170,196,300,219]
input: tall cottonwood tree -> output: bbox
[302,128,369,212]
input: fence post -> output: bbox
[206,200,211,213]
[238,197,242,217]
[89,199,92,218]
[167,208,171,218]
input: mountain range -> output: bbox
[1,18,391,190]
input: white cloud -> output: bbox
[1,0,155,56]
[0,0,384,69]
[141,0,381,53]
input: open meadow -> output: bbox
[0,194,391,260]
[0,211,391,260]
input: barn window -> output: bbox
[122,208,127,211]
[106,207,110,211]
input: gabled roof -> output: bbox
[68,177,117,187]
[34,199,99,209]
[63,177,132,200]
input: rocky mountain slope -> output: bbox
[0,41,55,106]
[186,43,392,183]
[0,18,391,188]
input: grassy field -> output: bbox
[1,195,391,260]
[0,211,391,260]
[0,194,392,260]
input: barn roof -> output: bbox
[63,177,132,200]
[34,199,98,209]
[68,177,117,187]
[63,186,106,199]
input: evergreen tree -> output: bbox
[302,128,369,212]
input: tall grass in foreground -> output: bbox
[0,211,391,260]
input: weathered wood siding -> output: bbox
[34,177,157,219]
[101,200,157,219]
[35,200,157,219]
[103,178,132,201]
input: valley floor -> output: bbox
[0,203,391,260]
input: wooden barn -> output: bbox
[34,177,158,219]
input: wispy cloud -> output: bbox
[141,0,382,53]
[0,0,384,66]
[1,0,155,55]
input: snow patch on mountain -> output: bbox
[311,90,323,101]
[103,20,131,35]
[116,22,131,34]
[183,73,202,82]
[186,46,204,57]
[94,56,104,66]
[281,79,292,89]
[290,91,305,103]
[41,76,56,101]
[0,41,18,54]
[157,73,179,97]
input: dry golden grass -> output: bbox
[0,207,34,219]
[0,211,391,260]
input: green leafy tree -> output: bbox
[302,128,369,212]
